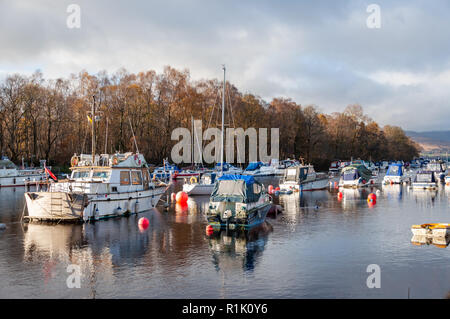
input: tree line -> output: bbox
[0,66,419,170]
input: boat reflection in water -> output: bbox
[22,209,166,297]
[411,235,450,248]
[208,222,273,272]
[382,184,403,201]
[409,188,439,208]
[338,188,375,211]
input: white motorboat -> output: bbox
[329,161,341,174]
[425,160,447,182]
[383,163,410,184]
[339,163,378,188]
[410,170,438,190]
[182,172,217,196]
[0,157,46,187]
[279,165,329,192]
[242,161,264,176]
[24,152,167,222]
[275,159,299,176]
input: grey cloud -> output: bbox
[0,0,449,130]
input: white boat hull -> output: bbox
[183,183,214,195]
[25,187,165,222]
[0,174,44,187]
[339,178,378,188]
[410,182,437,190]
[280,178,329,192]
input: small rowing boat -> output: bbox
[411,223,450,237]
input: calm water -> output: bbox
[0,176,449,299]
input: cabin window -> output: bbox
[253,183,261,195]
[72,170,90,179]
[143,169,149,182]
[92,171,110,179]
[343,169,358,181]
[131,171,142,185]
[120,171,130,185]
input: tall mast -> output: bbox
[221,65,225,173]
[91,95,96,166]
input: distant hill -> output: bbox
[405,130,450,154]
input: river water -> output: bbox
[0,176,449,299]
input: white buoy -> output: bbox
[0,224,6,230]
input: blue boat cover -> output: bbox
[245,162,263,171]
[386,163,403,176]
[218,174,255,185]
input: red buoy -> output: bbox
[337,191,343,201]
[368,193,377,201]
[176,191,188,204]
[138,217,149,231]
[268,185,274,194]
[275,186,280,191]
[206,225,214,235]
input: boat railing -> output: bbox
[49,180,107,194]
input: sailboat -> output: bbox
[24,97,167,223]
[183,65,237,196]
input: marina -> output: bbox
[0,168,449,298]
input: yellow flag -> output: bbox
[87,115,92,123]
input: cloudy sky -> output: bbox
[1,0,449,131]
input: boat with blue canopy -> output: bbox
[383,163,410,184]
[206,174,272,229]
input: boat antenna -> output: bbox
[128,117,140,153]
[104,117,108,154]
[221,64,225,173]
[91,95,96,166]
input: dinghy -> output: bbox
[411,223,450,237]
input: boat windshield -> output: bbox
[92,171,110,179]
[415,173,433,183]
[72,170,90,179]
[387,165,401,176]
[427,163,442,171]
[343,169,358,181]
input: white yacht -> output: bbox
[24,152,167,222]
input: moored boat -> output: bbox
[206,174,272,229]
[339,163,378,188]
[0,157,46,187]
[242,161,264,176]
[425,160,447,182]
[410,170,437,190]
[279,165,329,192]
[383,163,410,184]
[182,172,217,196]
[24,152,167,223]
[411,223,450,237]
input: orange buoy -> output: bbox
[176,191,188,204]
[275,186,280,191]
